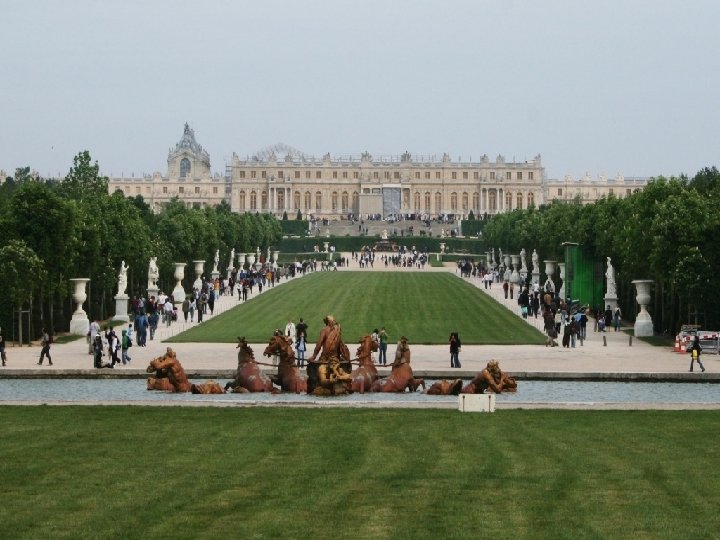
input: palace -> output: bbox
[1,124,649,217]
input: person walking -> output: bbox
[37,328,53,366]
[296,331,307,368]
[88,319,100,354]
[688,336,706,373]
[613,306,622,332]
[0,328,7,366]
[378,327,388,365]
[449,332,461,368]
[121,329,131,365]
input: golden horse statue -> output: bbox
[349,334,379,394]
[225,337,277,393]
[371,337,425,392]
[461,360,517,394]
[263,334,308,393]
[146,348,192,393]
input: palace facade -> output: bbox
[99,125,647,217]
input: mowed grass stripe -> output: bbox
[169,272,545,345]
[1,407,719,539]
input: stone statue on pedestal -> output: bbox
[117,261,129,296]
[606,257,616,298]
[531,249,539,274]
[213,250,220,273]
[148,257,159,289]
[520,248,527,273]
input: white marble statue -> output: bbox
[213,249,220,272]
[520,248,527,272]
[148,257,159,289]
[118,260,129,296]
[229,248,235,267]
[606,257,616,297]
[531,249,539,273]
[491,248,496,265]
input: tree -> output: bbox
[0,240,46,343]
[296,209,302,221]
[58,151,109,200]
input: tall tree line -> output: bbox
[481,167,720,335]
[0,152,282,342]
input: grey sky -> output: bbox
[2,0,718,180]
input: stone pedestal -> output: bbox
[237,253,246,269]
[114,295,130,323]
[172,262,187,305]
[531,271,540,286]
[632,280,654,337]
[543,260,557,292]
[147,286,159,302]
[272,250,279,263]
[211,270,220,280]
[69,278,90,335]
[604,295,618,312]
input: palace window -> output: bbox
[261,191,268,209]
[179,186,184,194]
[333,171,338,179]
[250,191,257,210]
[451,172,457,180]
[304,191,311,210]
[473,192,479,210]
[295,171,300,179]
[473,172,479,179]
[239,171,245,179]
[342,171,347,179]
[414,192,420,210]
[527,193,535,207]
[385,172,390,180]
[450,192,458,210]
[424,192,431,212]
[415,172,420,179]
[294,191,301,209]
[528,172,534,180]
[516,192,523,209]
[517,172,523,180]
[462,192,468,210]
[435,172,440,179]
[278,171,284,179]
[316,171,322,179]
[195,186,200,194]
[261,171,266,179]
[306,171,311,179]
[315,191,322,210]
[239,191,246,210]
[435,192,442,212]
[180,158,190,178]
[463,172,468,180]
[353,172,359,179]
[352,192,359,210]
[558,188,563,196]
[341,192,348,212]
[425,172,430,179]
[373,172,379,179]
[394,172,400,179]
[277,190,285,209]
[490,172,496,180]
[505,192,512,209]
[489,191,497,211]
[331,192,338,211]
[506,171,512,180]
[251,171,257,179]
[163,186,168,194]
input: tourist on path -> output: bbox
[296,331,307,368]
[88,319,100,354]
[449,332,461,368]
[378,327,388,365]
[0,329,6,366]
[688,336,706,373]
[37,328,53,366]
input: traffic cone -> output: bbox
[674,336,681,353]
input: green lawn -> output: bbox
[169,272,545,345]
[1,407,719,539]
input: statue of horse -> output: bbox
[263,334,308,393]
[370,337,425,392]
[224,337,277,393]
[349,334,379,394]
[461,360,517,394]
[191,381,225,394]
[426,379,464,395]
[146,348,192,393]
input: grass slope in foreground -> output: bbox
[169,271,545,345]
[1,407,719,539]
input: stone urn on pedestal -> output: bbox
[558,262,566,300]
[323,241,330,253]
[510,254,521,284]
[172,263,187,306]
[272,250,280,264]
[632,280,655,337]
[69,278,90,335]
[246,253,256,269]
[192,260,205,291]
[237,253,246,270]
[543,260,557,293]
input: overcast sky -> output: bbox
[2,0,718,180]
